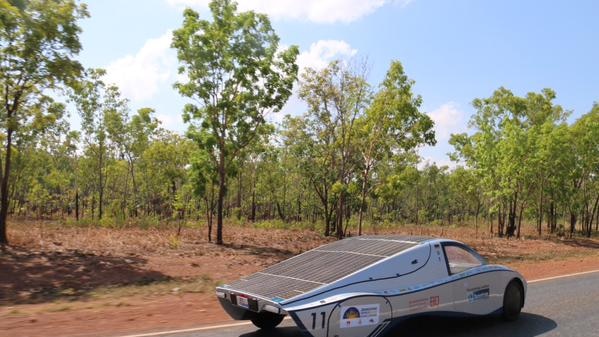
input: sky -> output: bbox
[76,0,599,167]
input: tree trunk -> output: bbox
[537,187,543,236]
[588,194,599,238]
[474,200,481,237]
[569,211,577,237]
[216,148,226,245]
[506,194,518,238]
[497,204,504,237]
[276,201,285,221]
[517,202,524,239]
[0,127,14,245]
[297,195,302,222]
[128,157,139,218]
[98,150,104,220]
[324,201,331,237]
[336,193,344,239]
[250,189,256,222]
[237,170,242,220]
[75,190,80,221]
[547,201,557,234]
[358,167,370,236]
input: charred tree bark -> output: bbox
[216,145,226,245]
[0,126,13,245]
[75,190,80,221]
[569,212,577,237]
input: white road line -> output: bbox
[114,318,292,337]
[114,269,599,337]
[113,323,251,337]
[527,269,599,284]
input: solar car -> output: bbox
[216,235,527,337]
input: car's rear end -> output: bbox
[216,286,287,319]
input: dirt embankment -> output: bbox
[1,222,598,337]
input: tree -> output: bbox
[297,61,371,238]
[451,88,567,237]
[73,69,128,220]
[139,132,194,218]
[570,105,599,237]
[172,0,299,244]
[0,0,88,244]
[106,107,160,217]
[355,60,435,235]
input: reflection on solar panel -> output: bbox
[227,235,432,301]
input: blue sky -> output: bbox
[77,0,599,167]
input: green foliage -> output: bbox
[451,88,598,238]
[0,0,89,244]
[172,0,299,244]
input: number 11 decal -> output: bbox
[311,311,326,329]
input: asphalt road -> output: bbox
[153,272,599,337]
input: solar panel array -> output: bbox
[227,235,432,301]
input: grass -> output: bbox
[87,275,217,301]
[0,275,219,316]
[47,305,72,313]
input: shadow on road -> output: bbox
[393,313,557,337]
[238,313,556,337]
[239,327,300,337]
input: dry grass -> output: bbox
[3,219,598,307]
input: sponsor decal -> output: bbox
[429,296,440,308]
[409,296,440,310]
[409,298,428,310]
[340,304,380,328]
[467,285,490,303]
[237,295,249,309]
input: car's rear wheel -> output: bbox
[502,280,523,321]
[251,312,285,330]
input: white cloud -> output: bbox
[156,113,181,130]
[166,0,412,24]
[105,31,175,102]
[296,40,357,72]
[417,102,469,170]
[272,40,358,122]
[428,102,467,143]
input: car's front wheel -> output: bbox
[502,280,523,321]
[251,312,285,330]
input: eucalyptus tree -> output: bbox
[570,105,599,237]
[451,88,566,237]
[172,0,299,244]
[281,115,336,234]
[106,107,160,217]
[298,61,371,238]
[355,60,435,235]
[73,69,128,220]
[189,148,218,241]
[139,131,194,219]
[0,0,88,244]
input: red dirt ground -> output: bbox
[1,221,598,337]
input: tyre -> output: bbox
[502,280,523,321]
[251,312,285,330]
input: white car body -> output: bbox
[216,235,527,337]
